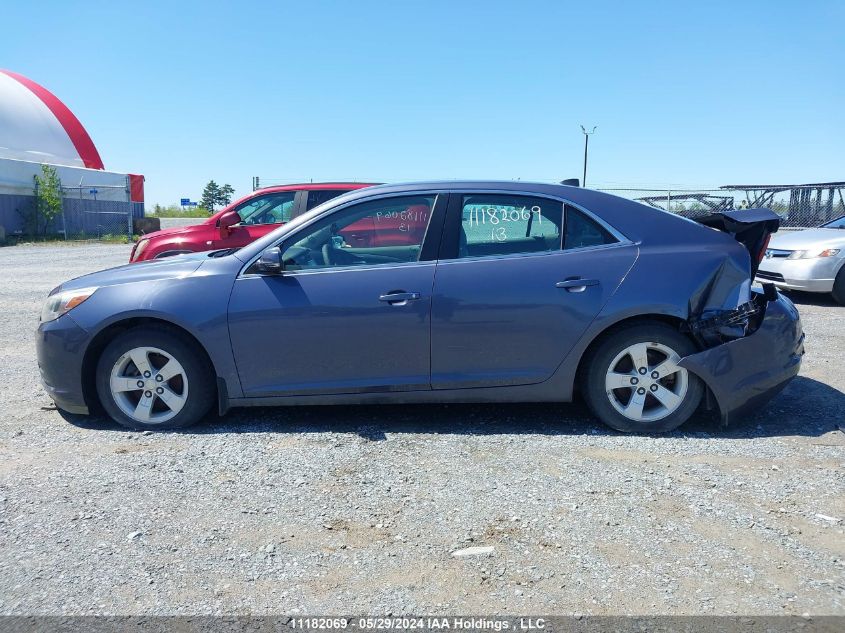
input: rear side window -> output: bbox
[306,189,349,210]
[459,195,563,258]
[563,206,618,250]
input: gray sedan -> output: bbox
[757,215,845,303]
[36,181,804,434]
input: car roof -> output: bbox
[254,182,378,193]
[324,180,598,207]
[338,180,606,203]
[357,180,569,193]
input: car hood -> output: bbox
[54,252,208,294]
[768,228,845,250]
[139,221,211,241]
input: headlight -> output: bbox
[132,238,150,261]
[40,287,98,323]
[787,248,840,259]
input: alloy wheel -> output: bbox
[604,342,689,423]
[109,346,188,424]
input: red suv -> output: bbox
[130,183,375,262]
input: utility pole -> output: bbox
[580,125,597,187]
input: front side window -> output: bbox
[459,194,563,258]
[236,192,297,226]
[281,195,436,271]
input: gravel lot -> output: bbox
[0,243,843,616]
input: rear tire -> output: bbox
[832,267,845,305]
[95,326,215,431]
[581,322,704,433]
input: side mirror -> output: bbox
[217,211,240,236]
[256,247,283,274]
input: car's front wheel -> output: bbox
[832,267,845,305]
[95,326,215,430]
[582,322,704,433]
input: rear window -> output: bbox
[306,189,349,210]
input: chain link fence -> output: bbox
[59,184,133,240]
[250,178,843,230]
[597,185,845,229]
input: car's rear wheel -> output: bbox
[95,326,214,430]
[832,267,845,305]
[582,322,704,433]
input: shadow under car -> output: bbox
[60,375,842,441]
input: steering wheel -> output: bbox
[322,242,363,267]
[279,245,313,268]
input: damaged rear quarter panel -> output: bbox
[590,231,753,326]
[677,295,804,424]
[559,208,794,415]
[580,224,802,424]
[558,234,756,397]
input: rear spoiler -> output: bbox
[695,208,781,277]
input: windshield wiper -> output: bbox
[208,248,240,258]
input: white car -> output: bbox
[756,215,845,303]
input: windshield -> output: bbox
[821,215,845,229]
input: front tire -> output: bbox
[95,326,215,430]
[832,267,845,305]
[581,322,704,433]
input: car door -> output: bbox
[227,192,446,397]
[430,192,638,389]
[212,191,301,249]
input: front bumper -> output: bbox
[756,255,843,293]
[678,293,804,425]
[36,314,91,415]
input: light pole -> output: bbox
[580,125,597,187]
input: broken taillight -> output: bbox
[756,234,772,266]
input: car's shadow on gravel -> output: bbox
[62,376,843,440]
[783,290,842,307]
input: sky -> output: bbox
[2,1,843,206]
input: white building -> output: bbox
[0,69,144,236]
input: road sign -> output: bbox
[180,198,190,206]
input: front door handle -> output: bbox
[379,291,421,305]
[555,278,599,292]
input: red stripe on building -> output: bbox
[0,69,105,170]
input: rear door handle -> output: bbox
[555,278,599,292]
[379,291,421,304]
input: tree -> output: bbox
[28,164,63,236]
[200,180,220,212]
[219,184,235,207]
[200,180,236,212]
